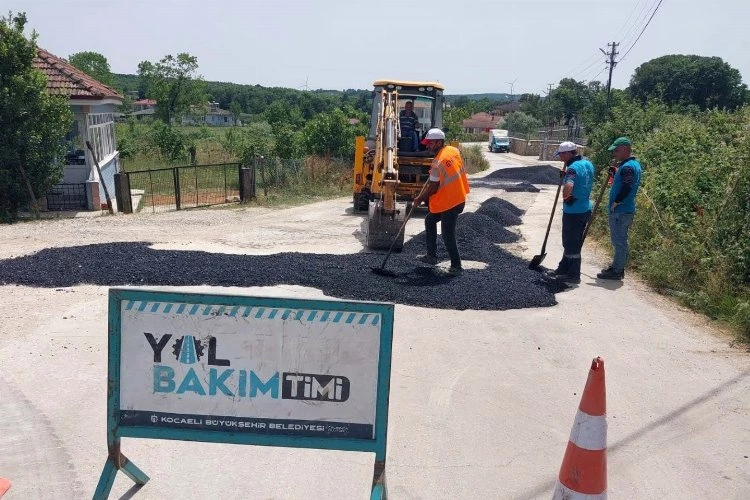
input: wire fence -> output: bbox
[126,163,241,213]
[121,157,353,213]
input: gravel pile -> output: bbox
[483,165,561,185]
[0,198,565,311]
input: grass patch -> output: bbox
[460,144,491,174]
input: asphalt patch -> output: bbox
[0,197,567,311]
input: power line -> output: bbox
[586,65,609,84]
[573,57,607,81]
[618,0,659,46]
[568,51,607,78]
[613,0,647,42]
[619,0,664,62]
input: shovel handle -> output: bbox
[582,166,611,242]
[540,167,566,254]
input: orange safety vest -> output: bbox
[428,146,470,213]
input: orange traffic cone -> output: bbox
[552,356,607,499]
[0,477,11,498]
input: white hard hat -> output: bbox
[422,128,446,142]
[554,141,577,157]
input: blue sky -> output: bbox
[9,0,750,95]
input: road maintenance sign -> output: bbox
[95,288,394,499]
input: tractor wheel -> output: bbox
[355,191,371,212]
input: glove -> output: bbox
[563,196,577,206]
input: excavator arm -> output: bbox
[366,90,409,250]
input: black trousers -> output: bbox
[556,211,591,278]
[425,202,465,268]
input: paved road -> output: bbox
[0,150,748,499]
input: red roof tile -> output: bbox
[32,48,123,101]
[462,112,502,129]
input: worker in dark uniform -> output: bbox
[551,141,594,284]
[399,101,420,152]
[598,137,642,281]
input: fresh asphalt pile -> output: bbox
[0,197,567,311]
[469,165,561,193]
[503,182,541,193]
[482,165,561,185]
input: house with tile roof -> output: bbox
[461,112,503,134]
[131,99,157,121]
[32,48,124,211]
[182,102,239,126]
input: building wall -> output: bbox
[509,137,584,159]
[97,155,120,209]
[60,102,121,210]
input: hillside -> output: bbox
[113,74,514,104]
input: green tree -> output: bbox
[443,106,470,140]
[263,100,304,132]
[118,94,134,118]
[229,100,242,126]
[68,51,114,87]
[301,108,364,158]
[138,53,206,125]
[240,122,275,162]
[148,121,187,162]
[549,78,590,122]
[0,12,72,221]
[628,55,749,111]
[272,124,303,159]
[503,111,542,137]
[519,93,544,120]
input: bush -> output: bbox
[460,145,491,174]
[587,101,750,340]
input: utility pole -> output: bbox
[599,42,619,116]
[583,42,620,242]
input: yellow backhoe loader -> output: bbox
[352,80,446,250]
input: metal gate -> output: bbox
[46,183,87,211]
[125,163,241,213]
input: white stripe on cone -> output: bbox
[552,481,607,500]
[569,410,607,451]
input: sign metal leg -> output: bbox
[93,440,149,499]
[371,460,388,500]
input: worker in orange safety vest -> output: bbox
[412,128,470,275]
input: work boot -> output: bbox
[447,266,463,276]
[558,274,581,284]
[416,254,439,265]
[597,268,624,280]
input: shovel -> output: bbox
[371,184,427,277]
[371,201,419,277]
[528,167,565,270]
[582,163,613,243]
